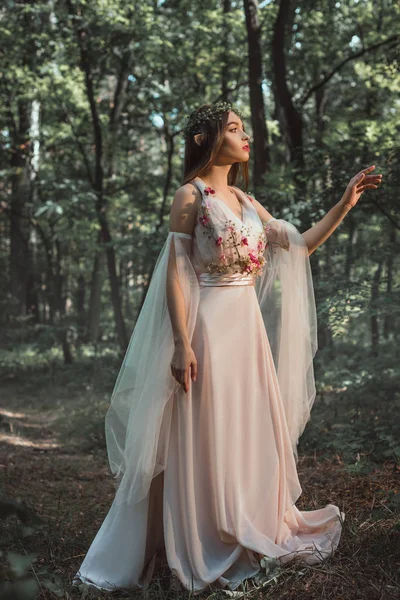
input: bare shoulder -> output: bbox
[169,182,202,235]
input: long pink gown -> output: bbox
[73,176,344,593]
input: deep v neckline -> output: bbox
[194,177,247,226]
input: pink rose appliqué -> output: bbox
[249,252,260,265]
[204,186,215,196]
[215,236,223,247]
[199,215,210,226]
[241,236,249,246]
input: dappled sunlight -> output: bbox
[0,406,61,428]
[0,408,27,419]
[0,431,62,449]
[5,420,49,431]
[0,406,65,449]
[0,408,64,450]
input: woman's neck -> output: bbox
[201,166,232,192]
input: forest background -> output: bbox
[0,0,399,599]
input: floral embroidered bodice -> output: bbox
[190,177,289,279]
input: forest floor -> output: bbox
[0,364,399,600]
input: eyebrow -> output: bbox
[227,120,244,128]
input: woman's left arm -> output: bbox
[302,164,383,256]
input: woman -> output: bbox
[73,101,382,594]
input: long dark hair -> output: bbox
[181,104,250,191]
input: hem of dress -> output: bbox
[170,501,344,594]
[72,574,142,593]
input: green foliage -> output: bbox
[0,500,42,599]
[301,342,400,465]
[1,0,399,349]
[0,496,67,598]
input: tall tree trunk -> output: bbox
[271,0,305,196]
[243,0,270,188]
[383,225,396,340]
[26,99,41,321]
[9,99,31,317]
[312,62,333,354]
[370,259,384,357]
[35,221,73,362]
[54,239,74,364]
[67,0,128,350]
[76,273,86,342]
[98,212,128,349]
[156,118,175,234]
[61,331,74,365]
[88,233,105,344]
[221,0,232,100]
[344,214,357,281]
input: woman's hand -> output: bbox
[170,340,197,394]
[340,164,383,209]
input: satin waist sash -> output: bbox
[198,272,257,287]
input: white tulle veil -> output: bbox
[104,219,318,507]
[255,218,318,464]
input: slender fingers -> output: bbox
[171,364,189,393]
[184,369,190,393]
[171,358,197,393]
[359,165,383,181]
[356,184,379,192]
[356,172,382,191]
[363,176,382,183]
[191,360,197,382]
[361,164,377,174]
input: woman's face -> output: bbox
[217,111,251,163]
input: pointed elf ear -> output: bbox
[193,133,204,146]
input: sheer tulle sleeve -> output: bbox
[255,218,318,464]
[105,231,200,506]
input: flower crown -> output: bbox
[182,101,245,137]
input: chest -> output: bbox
[193,194,268,277]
